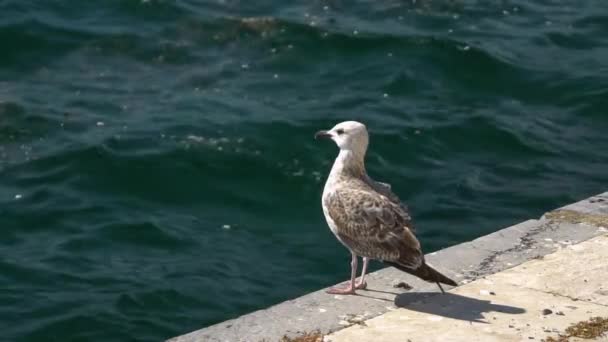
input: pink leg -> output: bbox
[355,257,369,290]
[326,252,357,295]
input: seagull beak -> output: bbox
[314,130,332,140]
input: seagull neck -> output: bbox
[330,149,366,179]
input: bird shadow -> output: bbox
[354,293,393,302]
[394,292,526,323]
[364,288,402,296]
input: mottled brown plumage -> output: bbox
[316,121,456,295]
[324,177,422,268]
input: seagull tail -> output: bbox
[386,261,458,288]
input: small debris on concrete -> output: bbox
[556,311,565,316]
[542,309,553,315]
[545,316,608,342]
[393,282,412,290]
[339,313,368,326]
[280,330,323,342]
[489,291,496,295]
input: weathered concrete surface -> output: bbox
[327,234,608,342]
[168,191,608,342]
[491,233,608,306]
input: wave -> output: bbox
[0,11,533,73]
[0,19,97,69]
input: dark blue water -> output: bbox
[1,1,607,341]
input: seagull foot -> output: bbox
[355,280,367,290]
[326,285,356,295]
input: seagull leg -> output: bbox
[355,257,369,290]
[326,252,357,295]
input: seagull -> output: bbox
[315,121,457,295]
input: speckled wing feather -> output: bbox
[324,187,422,269]
[364,176,415,233]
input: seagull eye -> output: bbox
[336,129,345,135]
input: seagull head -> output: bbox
[315,121,369,154]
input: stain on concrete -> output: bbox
[277,331,324,342]
[545,316,608,341]
[468,221,548,278]
[545,209,608,227]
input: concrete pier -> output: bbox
[327,234,608,341]
[168,191,608,342]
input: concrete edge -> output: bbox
[168,191,608,342]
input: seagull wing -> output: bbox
[324,188,422,269]
[363,175,415,232]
